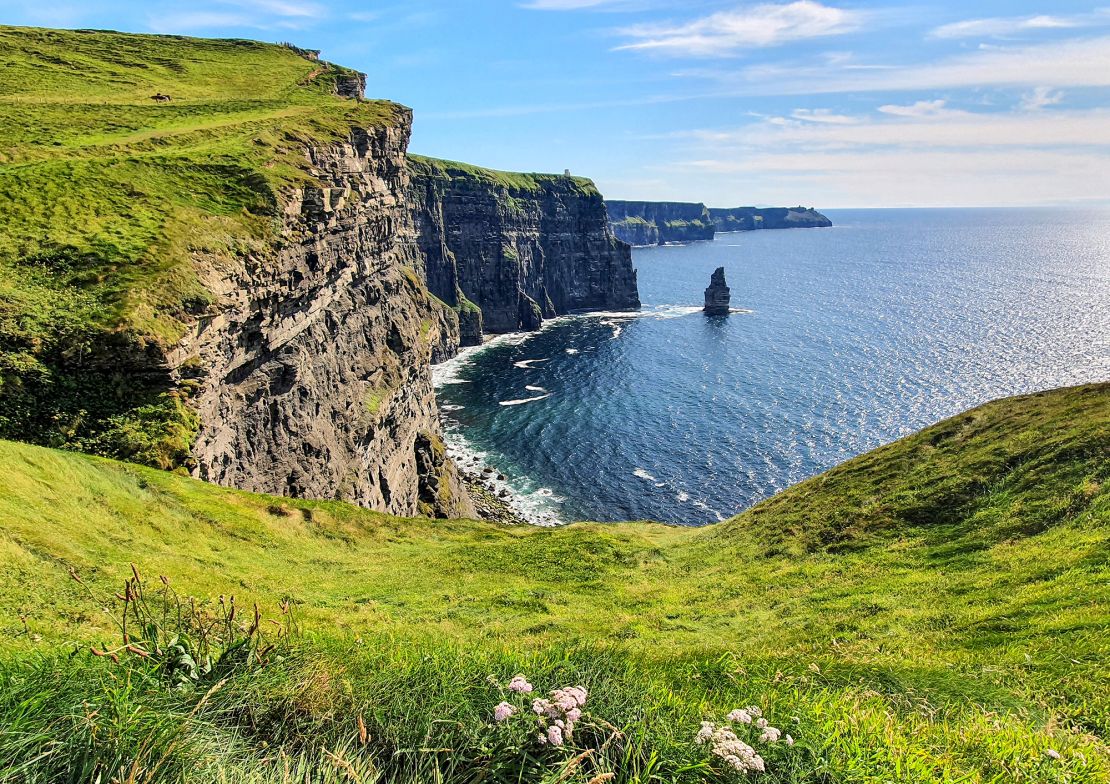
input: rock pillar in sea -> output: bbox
[704,266,731,315]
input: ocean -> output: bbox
[434,208,1110,525]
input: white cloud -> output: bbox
[790,108,857,123]
[613,1,862,57]
[1020,86,1064,111]
[877,99,959,118]
[675,106,1110,149]
[648,101,1110,205]
[684,34,1110,94]
[932,14,1080,39]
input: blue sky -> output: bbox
[4,0,1109,207]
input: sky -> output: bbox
[3,0,1110,208]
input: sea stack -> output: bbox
[704,266,731,315]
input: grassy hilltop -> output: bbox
[0,26,400,465]
[1,383,1107,782]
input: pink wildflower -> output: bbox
[493,702,515,722]
[547,725,564,747]
[532,698,552,716]
[508,676,534,694]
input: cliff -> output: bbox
[606,200,715,246]
[606,200,832,245]
[0,27,473,518]
[408,156,640,347]
[710,206,832,232]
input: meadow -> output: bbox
[1,383,1107,782]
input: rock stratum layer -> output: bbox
[607,200,831,246]
[181,120,474,519]
[408,156,640,348]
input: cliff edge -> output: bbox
[408,156,640,349]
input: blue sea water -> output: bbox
[434,208,1110,525]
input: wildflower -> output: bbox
[566,707,582,723]
[1044,749,1062,760]
[536,733,548,745]
[784,734,795,746]
[508,675,534,693]
[532,698,552,716]
[759,726,782,743]
[494,702,515,722]
[726,708,752,724]
[696,721,715,744]
[755,718,768,729]
[748,754,766,773]
[746,706,763,718]
[547,724,564,747]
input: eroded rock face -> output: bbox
[408,158,640,348]
[704,267,731,315]
[606,200,716,246]
[174,117,474,518]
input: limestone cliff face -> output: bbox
[607,201,832,245]
[606,200,716,247]
[172,117,474,518]
[407,157,640,346]
[710,206,832,232]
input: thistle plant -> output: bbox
[78,564,295,686]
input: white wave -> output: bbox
[676,491,690,502]
[611,325,623,339]
[499,393,552,406]
[565,348,579,354]
[525,385,548,393]
[441,404,465,412]
[633,468,656,482]
[513,358,551,369]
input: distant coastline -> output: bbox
[606,200,831,247]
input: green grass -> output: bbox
[0,26,401,459]
[1,383,1107,781]
[409,153,601,197]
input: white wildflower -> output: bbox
[759,726,782,743]
[726,709,752,724]
[755,718,768,729]
[1044,749,1062,760]
[493,702,515,722]
[748,754,766,773]
[696,721,715,744]
[746,706,762,718]
[508,675,534,694]
[784,734,795,746]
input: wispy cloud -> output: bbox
[1020,86,1064,111]
[790,108,857,124]
[666,106,1110,154]
[683,34,1110,94]
[613,1,863,57]
[146,0,324,33]
[931,10,1110,40]
[658,104,1110,206]
[877,99,960,119]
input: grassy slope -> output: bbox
[0,26,399,458]
[1,383,1107,782]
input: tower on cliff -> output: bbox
[704,266,731,315]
